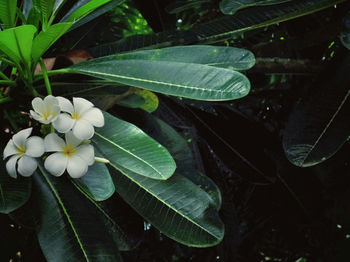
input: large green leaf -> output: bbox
[220,0,292,15]
[0,0,17,28]
[92,111,176,180]
[142,114,222,210]
[31,22,72,63]
[283,51,350,167]
[33,165,122,262]
[107,164,224,247]
[92,45,255,70]
[0,161,31,214]
[72,157,115,201]
[69,58,250,101]
[0,25,37,66]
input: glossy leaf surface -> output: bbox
[220,0,292,15]
[92,111,176,180]
[0,0,17,27]
[69,59,250,101]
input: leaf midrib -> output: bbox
[112,163,222,241]
[94,131,166,179]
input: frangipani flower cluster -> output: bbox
[3,96,105,179]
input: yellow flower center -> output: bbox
[17,145,26,156]
[62,144,76,157]
[43,110,51,121]
[71,112,81,120]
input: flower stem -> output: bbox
[94,157,110,164]
[0,80,16,86]
[0,71,10,80]
[39,58,53,95]
[34,68,71,82]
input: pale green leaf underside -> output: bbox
[65,0,111,23]
[93,111,176,180]
[69,59,250,101]
[32,22,72,62]
[220,0,292,15]
[108,164,224,247]
[0,25,37,65]
[0,161,31,214]
[92,45,255,70]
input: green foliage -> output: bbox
[219,0,292,15]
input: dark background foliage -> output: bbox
[1,0,350,261]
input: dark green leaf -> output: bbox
[92,111,176,180]
[283,51,350,167]
[0,161,31,214]
[108,164,224,247]
[69,58,250,101]
[33,164,122,262]
[220,0,292,15]
[93,45,255,70]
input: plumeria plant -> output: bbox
[0,0,255,261]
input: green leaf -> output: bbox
[106,45,255,70]
[63,0,111,23]
[73,159,115,201]
[92,111,176,180]
[33,165,122,262]
[220,0,292,15]
[66,0,125,32]
[0,25,37,66]
[0,0,17,28]
[118,89,159,113]
[31,22,72,63]
[69,58,250,101]
[32,0,55,25]
[0,161,31,214]
[107,164,224,247]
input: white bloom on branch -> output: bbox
[30,95,60,124]
[53,97,104,140]
[44,132,94,178]
[3,128,44,178]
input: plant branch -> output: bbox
[39,58,53,95]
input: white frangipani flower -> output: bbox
[3,128,45,178]
[44,132,94,178]
[53,97,104,140]
[30,95,60,124]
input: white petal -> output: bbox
[76,144,95,165]
[44,133,65,152]
[81,108,104,127]
[25,136,45,157]
[73,97,93,114]
[72,119,94,140]
[32,97,45,114]
[3,139,17,159]
[53,113,75,133]
[65,131,83,147]
[17,155,37,177]
[13,128,32,148]
[50,105,61,120]
[43,95,59,106]
[6,155,20,178]
[44,153,68,176]
[67,155,88,178]
[57,96,74,114]
[30,110,44,122]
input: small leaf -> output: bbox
[220,0,292,15]
[0,0,17,28]
[32,0,55,25]
[107,164,224,247]
[69,59,250,101]
[32,23,72,62]
[0,25,37,66]
[73,157,115,201]
[63,0,111,23]
[92,111,176,180]
[0,161,31,214]
[109,45,255,70]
